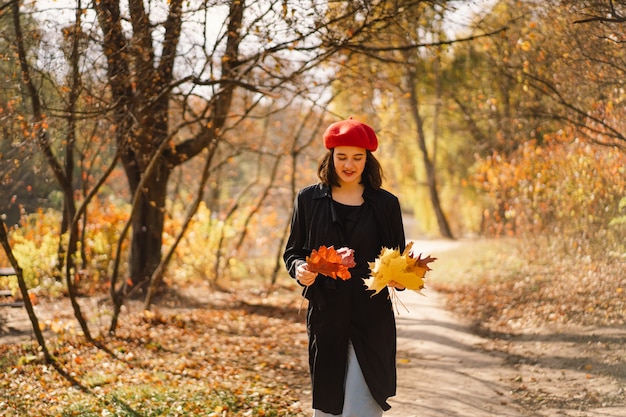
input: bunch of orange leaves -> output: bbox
[306,245,356,280]
[299,245,355,313]
[363,241,436,310]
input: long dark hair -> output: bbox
[317,149,383,190]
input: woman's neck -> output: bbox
[332,182,364,206]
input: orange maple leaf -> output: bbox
[306,245,355,280]
[414,252,437,271]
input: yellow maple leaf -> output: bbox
[364,242,436,296]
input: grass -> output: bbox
[427,237,525,286]
[430,236,626,332]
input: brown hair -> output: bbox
[317,149,383,190]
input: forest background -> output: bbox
[0,0,625,416]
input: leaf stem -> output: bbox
[298,286,309,315]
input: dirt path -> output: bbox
[381,239,523,416]
[388,287,525,416]
[383,239,625,417]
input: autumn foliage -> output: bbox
[471,131,626,253]
[0,287,309,416]
[364,241,436,295]
[305,245,356,280]
[0,198,284,296]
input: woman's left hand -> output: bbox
[388,280,406,290]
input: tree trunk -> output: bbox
[123,156,170,293]
[405,68,454,239]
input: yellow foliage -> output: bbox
[364,241,435,296]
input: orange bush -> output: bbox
[471,133,626,254]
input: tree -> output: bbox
[444,0,549,157]
[91,0,423,297]
[90,0,492,293]
[472,0,626,151]
[8,0,102,340]
[5,0,520,319]
[456,0,626,237]
[0,3,55,226]
[398,7,454,238]
[318,1,507,237]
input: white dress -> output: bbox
[313,340,384,417]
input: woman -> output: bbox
[283,118,406,416]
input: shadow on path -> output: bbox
[386,288,526,417]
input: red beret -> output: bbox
[323,118,378,152]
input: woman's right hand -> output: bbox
[296,263,317,286]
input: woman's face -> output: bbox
[332,146,366,186]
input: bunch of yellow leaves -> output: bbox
[364,241,436,296]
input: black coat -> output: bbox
[283,183,406,414]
